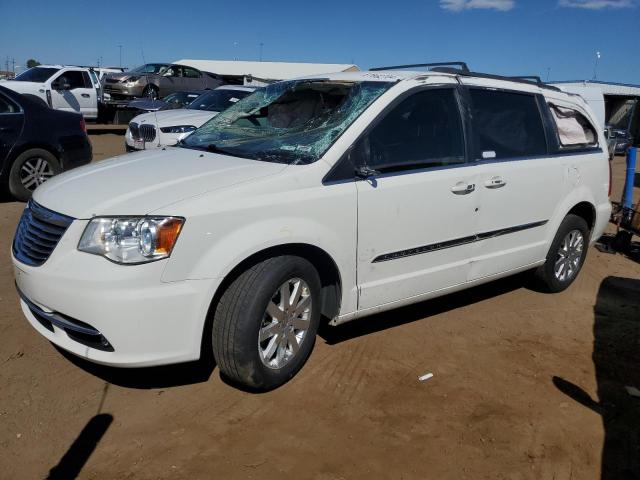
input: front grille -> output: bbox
[139,124,156,142]
[129,122,156,142]
[13,201,74,267]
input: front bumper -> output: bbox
[103,82,144,99]
[13,219,219,367]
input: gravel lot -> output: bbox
[1,132,639,479]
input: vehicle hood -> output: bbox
[33,148,287,218]
[127,99,167,112]
[0,80,44,93]
[133,109,218,129]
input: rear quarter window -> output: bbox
[549,104,598,149]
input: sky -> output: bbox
[0,0,638,83]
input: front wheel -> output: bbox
[534,214,590,293]
[8,149,61,202]
[212,256,322,391]
[142,85,159,100]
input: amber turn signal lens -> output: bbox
[155,218,184,255]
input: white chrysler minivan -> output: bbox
[12,63,611,390]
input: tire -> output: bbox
[534,214,590,293]
[142,85,159,100]
[8,149,61,202]
[212,255,322,391]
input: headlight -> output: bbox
[122,76,140,84]
[160,125,197,134]
[78,217,184,264]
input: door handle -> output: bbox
[484,176,506,189]
[451,182,475,195]
[81,93,90,98]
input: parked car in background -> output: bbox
[102,63,223,101]
[125,85,256,151]
[12,66,610,391]
[1,65,99,119]
[605,125,631,155]
[126,91,204,113]
[0,85,92,201]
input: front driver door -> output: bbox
[50,70,95,117]
[356,87,479,311]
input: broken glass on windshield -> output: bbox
[181,79,392,164]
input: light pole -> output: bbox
[118,45,123,68]
[592,51,601,80]
[546,67,551,82]
[259,42,264,62]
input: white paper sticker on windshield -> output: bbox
[229,97,240,103]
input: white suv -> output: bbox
[2,65,99,119]
[12,64,611,390]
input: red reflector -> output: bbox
[80,117,87,134]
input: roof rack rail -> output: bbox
[369,62,563,92]
[509,76,544,84]
[370,62,470,73]
[460,71,561,92]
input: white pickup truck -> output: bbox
[1,65,99,120]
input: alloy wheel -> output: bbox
[258,277,312,369]
[20,157,54,191]
[554,229,584,282]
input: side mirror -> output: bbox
[53,77,71,91]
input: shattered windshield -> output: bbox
[181,79,392,164]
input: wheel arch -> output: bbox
[211,243,342,323]
[566,201,596,232]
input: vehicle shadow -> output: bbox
[319,272,529,345]
[55,338,216,389]
[0,190,21,204]
[54,304,218,389]
[553,276,640,479]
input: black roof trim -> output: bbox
[371,62,470,73]
[369,61,562,92]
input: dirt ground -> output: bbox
[1,133,639,480]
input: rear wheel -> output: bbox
[212,256,321,391]
[534,214,590,292]
[8,149,61,202]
